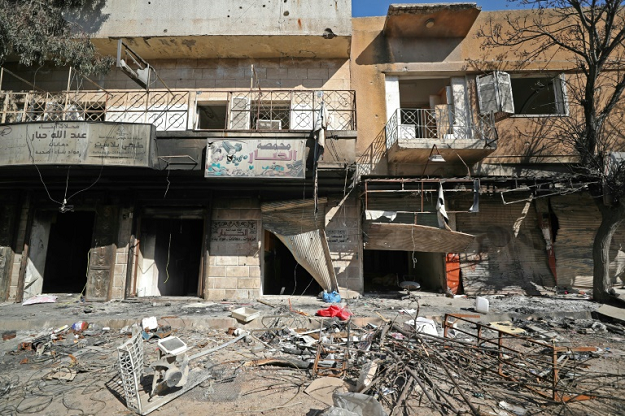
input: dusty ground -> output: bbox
[0,292,623,415]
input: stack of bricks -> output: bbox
[206,198,262,300]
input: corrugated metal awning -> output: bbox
[262,198,339,292]
[364,222,475,253]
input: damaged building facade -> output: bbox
[352,3,625,295]
[2,1,625,303]
[0,0,361,302]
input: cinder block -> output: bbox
[226,266,249,277]
[239,255,260,266]
[211,277,238,289]
[245,67,266,79]
[302,79,324,88]
[208,266,226,278]
[206,289,226,300]
[287,68,308,80]
[221,67,246,80]
[266,68,289,79]
[237,278,261,289]
[249,266,261,278]
[111,287,124,300]
[223,289,239,299]
[259,79,285,88]
[8,286,17,300]
[213,79,235,88]
[308,68,329,80]
[114,264,126,276]
[201,68,221,79]
[195,79,216,88]
[115,253,128,265]
[214,256,239,266]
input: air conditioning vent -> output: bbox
[256,119,282,130]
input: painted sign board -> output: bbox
[0,122,157,168]
[205,139,306,178]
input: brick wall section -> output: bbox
[325,196,363,294]
[5,58,350,92]
[8,197,31,301]
[110,208,133,300]
[206,198,262,300]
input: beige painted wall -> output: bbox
[351,11,625,175]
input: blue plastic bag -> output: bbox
[322,290,341,303]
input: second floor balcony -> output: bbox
[385,106,497,165]
[0,88,356,134]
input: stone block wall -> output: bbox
[206,197,262,300]
[325,195,362,295]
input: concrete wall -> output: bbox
[206,198,262,300]
[75,0,351,38]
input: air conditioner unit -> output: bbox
[256,119,282,130]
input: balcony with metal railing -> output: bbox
[384,106,497,165]
[0,89,356,133]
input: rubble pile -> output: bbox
[0,299,624,415]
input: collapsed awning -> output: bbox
[364,223,475,253]
[261,198,339,292]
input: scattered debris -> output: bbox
[22,294,57,305]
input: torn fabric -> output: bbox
[365,210,397,221]
[436,183,449,229]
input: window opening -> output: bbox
[197,103,227,129]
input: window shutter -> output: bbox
[554,74,569,116]
[228,96,250,129]
[476,71,514,114]
[497,72,515,114]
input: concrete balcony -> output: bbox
[385,107,497,165]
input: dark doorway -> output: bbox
[263,231,321,296]
[363,250,445,292]
[43,211,95,293]
[142,218,202,296]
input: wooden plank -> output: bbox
[363,222,475,253]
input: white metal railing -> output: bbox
[385,106,497,148]
[0,89,356,132]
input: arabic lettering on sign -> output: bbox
[210,221,258,242]
[0,122,155,167]
[327,229,348,244]
[205,139,305,179]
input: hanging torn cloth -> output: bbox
[436,182,451,230]
[469,179,480,213]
